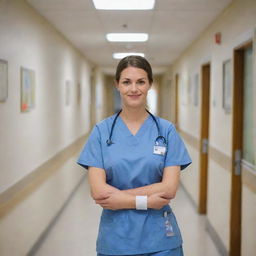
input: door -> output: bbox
[230,41,253,256]
[199,63,211,214]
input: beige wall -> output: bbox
[163,0,256,254]
[0,0,105,254]
[0,0,94,193]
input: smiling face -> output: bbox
[116,66,152,109]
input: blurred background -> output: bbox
[0,0,255,255]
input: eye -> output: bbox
[137,80,146,85]
[122,80,130,85]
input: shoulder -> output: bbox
[156,116,176,133]
[94,114,116,132]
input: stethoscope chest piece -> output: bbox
[155,135,167,146]
[106,139,114,146]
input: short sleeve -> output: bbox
[164,125,192,170]
[77,125,104,170]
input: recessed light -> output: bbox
[113,53,145,59]
[92,0,155,10]
[107,33,148,42]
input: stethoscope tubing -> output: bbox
[106,109,167,146]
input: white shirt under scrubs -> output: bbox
[77,113,192,255]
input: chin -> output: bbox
[124,101,145,108]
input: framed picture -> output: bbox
[0,59,8,102]
[65,80,71,106]
[222,59,232,113]
[21,67,36,112]
[77,82,81,104]
[187,75,192,105]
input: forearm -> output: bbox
[124,182,174,199]
[95,190,170,210]
[88,167,119,200]
[88,166,175,210]
[90,182,119,200]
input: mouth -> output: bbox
[128,94,141,99]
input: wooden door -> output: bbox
[199,64,211,214]
[230,41,253,256]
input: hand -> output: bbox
[95,191,134,210]
[148,192,170,209]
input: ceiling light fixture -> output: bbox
[92,0,155,10]
[107,33,148,42]
[113,53,145,59]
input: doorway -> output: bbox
[230,41,253,256]
[198,63,211,214]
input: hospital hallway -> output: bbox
[0,0,256,256]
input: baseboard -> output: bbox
[26,175,86,256]
[205,217,229,256]
[180,182,198,212]
[0,133,88,218]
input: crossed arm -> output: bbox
[88,165,180,210]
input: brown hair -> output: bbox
[115,55,153,84]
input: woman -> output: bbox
[77,55,192,256]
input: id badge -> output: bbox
[153,145,166,155]
[164,211,175,237]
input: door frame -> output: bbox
[198,63,211,214]
[230,40,252,256]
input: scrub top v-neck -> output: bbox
[118,114,151,144]
[77,113,192,255]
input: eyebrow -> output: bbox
[121,77,147,80]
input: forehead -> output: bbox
[120,67,148,79]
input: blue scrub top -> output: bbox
[77,114,192,255]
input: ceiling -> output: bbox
[27,0,232,74]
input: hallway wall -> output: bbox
[162,0,256,255]
[0,0,93,193]
[0,0,105,254]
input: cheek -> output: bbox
[140,86,151,94]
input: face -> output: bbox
[116,67,151,109]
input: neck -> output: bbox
[120,106,148,122]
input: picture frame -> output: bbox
[21,67,36,112]
[77,82,81,104]
[0,59,8,102]
[193,73,199,106]
[65,80,71,106]
[222,59,232,113]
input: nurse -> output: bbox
[77,55,192,256]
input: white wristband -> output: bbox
[135,196,148,210]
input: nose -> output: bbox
[130,82,138,92]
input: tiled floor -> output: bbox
[35,175,221,256]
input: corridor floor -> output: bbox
[34,174,221,256]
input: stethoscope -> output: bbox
[106,109,167,146]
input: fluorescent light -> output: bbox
[93,0,155,10]
[113,53,145,59]
[107,33,148,42]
